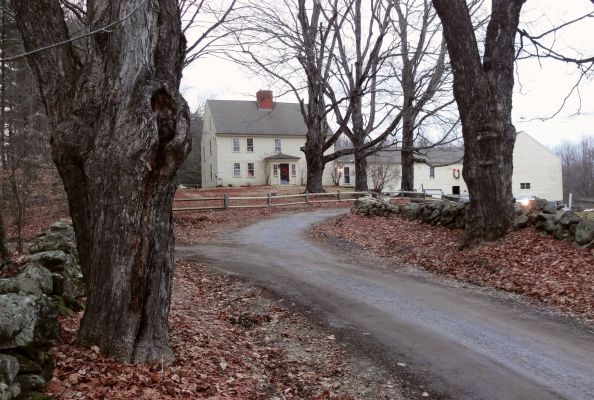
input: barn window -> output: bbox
[520,182,531,190]
[429,166,435,179]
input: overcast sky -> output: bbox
[180,0,594,149]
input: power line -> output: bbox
[0,0,148,63]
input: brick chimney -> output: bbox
[256,90,273,109]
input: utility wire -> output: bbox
[0,0,148,63]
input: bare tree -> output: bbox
[555,135,594,201]
[432,0,523,244]
[231,0,404,192]
[323,0,402,191]
[13,0,191,363]
[392,0,459,192]
[368,161,400,192]
[433,0,593,245]
[180,0,239,67]
[330,162,343,186]
[8,0,241,363]
[0,0,59,254]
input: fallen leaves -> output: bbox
[44,261,373,399]
[312,212,594,321]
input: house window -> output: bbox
[209,141,212,156]
[232,138,240,152]
[247,138,254,152]
[344,166,351,184]
[233,163,241,177]
[520,182,531,190]
[291,164,296,177]
[273,164,278,176]
[274,138,281,152]
[429,166,435,179]
[248,163,255,177]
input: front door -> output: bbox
[279,163,290,185]
[343,166,351,184]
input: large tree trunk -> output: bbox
[461,108,516,241]
[433,0,523,245]
[354,152,368,192]
[14,0,191,363]
[350,96,369,192]
[304,140,325,193]
[400,118,415,192]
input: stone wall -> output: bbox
[0,220,84,400]
[352,196,594,248]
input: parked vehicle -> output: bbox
[514,194,537,206]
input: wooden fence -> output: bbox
[172,189,433,212]
[172,190,371,212]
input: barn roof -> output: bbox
[337,147,464,166]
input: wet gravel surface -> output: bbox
[178,209,594,400]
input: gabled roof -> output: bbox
[336,147,464,166]
[206,99,307,136]
[263,153,301,161]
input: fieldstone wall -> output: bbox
[0,220,84,400]
[519,200,594,247]
[352,196,468,229]
[352,196,594,248]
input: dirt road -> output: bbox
[177,209,594,400]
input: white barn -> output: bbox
[337,132,563,201]
[201,91,333,188]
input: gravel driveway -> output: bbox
[177,209,594,400]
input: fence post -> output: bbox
[305,191,309,203]
[267,193,272,207]
[224,194,229,209]
[338,190,341,201]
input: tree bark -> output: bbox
[433,0,524,245]
[354,153,368,192]
[400,117,415,192]
[351,127,368,192]
[14,0,190,363]
[304,135,325,193]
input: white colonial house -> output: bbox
[200,92,562,201]
[336,132,563,201]
[201,91,333,188]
